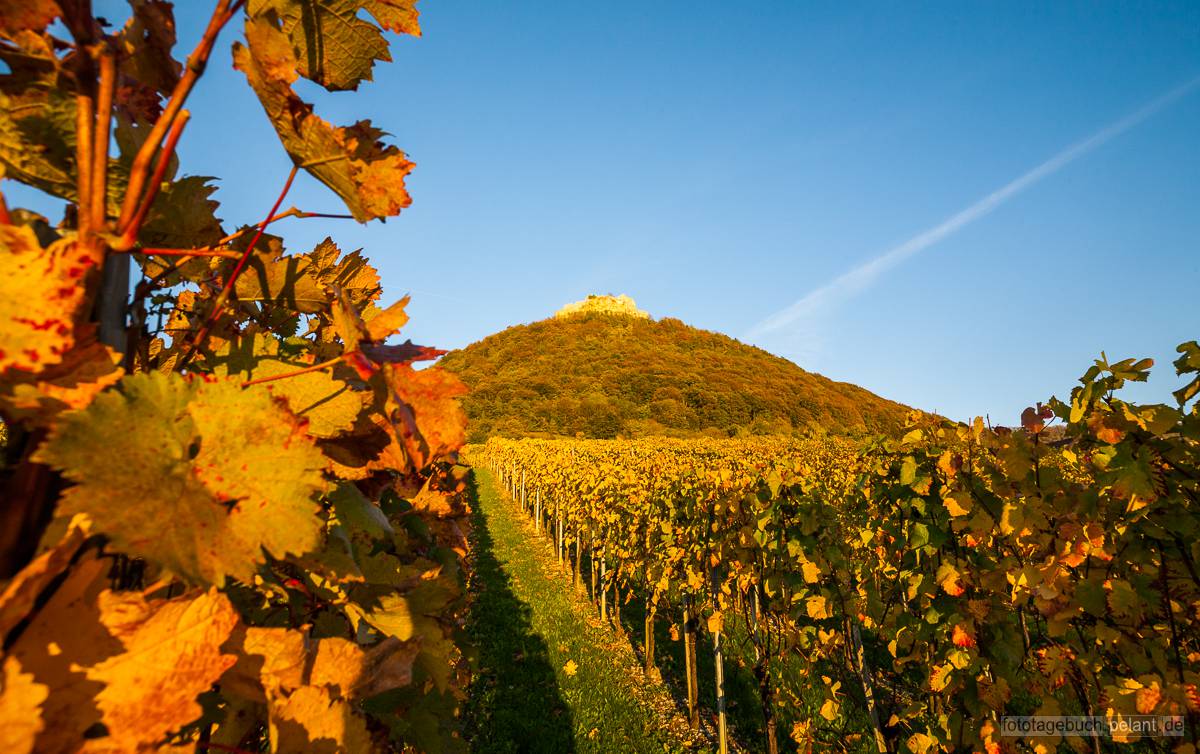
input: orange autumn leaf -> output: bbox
[0,227,98,376]
[951,624,976,648]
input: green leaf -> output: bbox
[0,87,77,203]
[35,372,330,585]
[1173,341,1200,406]
[140,176,225,250]
[329,482,394,539]
[1075,579,1107,618]
[908,522,930,550]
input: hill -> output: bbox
[438,296,911,441]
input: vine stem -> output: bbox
[242,356,343,387]
[116,0,243,232]
[196,744,256,754]
[75,88,95,238]
[90,46,115,232]
[127,248,242,259]
[210,209,355,248]
[116,209,352,260]
[179,165,299,366]
[113,112,191,250]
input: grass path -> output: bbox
[463,467,709,753]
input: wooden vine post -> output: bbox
[644,600,656,674]
[599,548,608,622]
[556,503,564,566]
[711,570,729,754]
[574,526,582,591]
[848,618,889,754]
[683,594,700,729]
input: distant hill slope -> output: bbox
[438,297,911,441]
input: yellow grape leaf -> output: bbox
[357,593,415,641]
[363,0,420,35]
[935,562,967,597]
[1135,680,1162,714]
[929,663,952,692]
[310,635,417,698]
[209,333,366,438]
[0,228,97,376]
[818,696,839,721]
[114,0,182,96]
[365,296,410,341]
[222,626,417,702]
[267,684,377,754]
[5,553,112,750]
[800,560,821,584]
[36,372,329,585]
[563,660,578,677]
[6,554,238,753]
[707,610,724,634]
[234,16,414,222]
[806,595,830,620]
[86,589,240,752]
[410,476,456,517]
[906,731,938,754]
[0,333,123,424]
[0,524,85,641]
[139,176,224,250]
[0,656,47,754]
[942,494,972,518]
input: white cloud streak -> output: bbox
[746,74,1200,341]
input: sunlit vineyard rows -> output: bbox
[471,348,1200,754]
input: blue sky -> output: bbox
[9,2,1199,423]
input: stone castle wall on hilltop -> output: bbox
[554,294,650,320]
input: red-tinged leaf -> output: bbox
[382,363,467,467]
[0,228,99,377]
[0,331,123,425]
[361,341,445,365]
[0,0,59,37]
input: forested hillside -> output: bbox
[438,304,910,441]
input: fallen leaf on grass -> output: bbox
[563,660,578,676]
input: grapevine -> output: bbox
[0,2,471,752]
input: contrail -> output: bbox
[746,74,1200,340]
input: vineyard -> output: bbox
[0,1,473,752]
[472,347,1200,754]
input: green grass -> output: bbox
[463,468,702,753]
